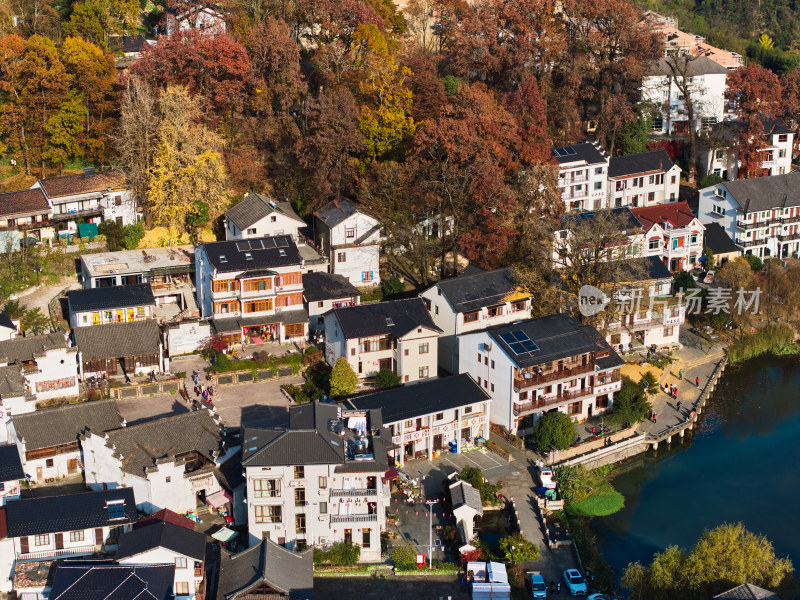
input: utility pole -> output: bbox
[426,498,439,569]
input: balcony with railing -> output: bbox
[51,205,103,220]
[513,387,597,416]
[330,513,378,524]
[737,219,769,231]
[736,238,766,248]
[513,361,594,390]
[780,215,800,225]
[17,544,99,561]
[779,232,800,242]
[330,488,378,497]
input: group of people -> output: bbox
[191,370,215,403]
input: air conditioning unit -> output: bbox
[319,516,327,522]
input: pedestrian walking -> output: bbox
[678,369,683,380]
[550,581,556,593]
[653,412,657,423]
[695,376,700,387]
[673,387,678,399]
[557,582,561,595]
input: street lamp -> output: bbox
[425,498,439,569]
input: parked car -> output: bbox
[588,595,617,600]
[563,569,588,596]
[526,571,547,599]
[539,465,556,489]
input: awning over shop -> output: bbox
[382,468,399,482]
[206,489,232,509]
[211,527,239,542]
[78,223,99,239]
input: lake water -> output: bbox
[593,355,800,577]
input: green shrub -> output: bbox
[611,377,651,425]
[390,543,418,569]
[534,411,576,451]
[380,276,404,298]
[728,324,799,363]
[499,534,539,563]
[744,253,763,272]
[458,465,501,505]
[698,173,723,189]
[375,368,401,389]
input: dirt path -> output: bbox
[15,276,80,314]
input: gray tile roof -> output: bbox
[328,297,441,339]
[713,583,780,600]
[0,443,24,482]
[551,142,607,166]
[211,309,309,334]
[116,521,206,561]
[618,255,673,282]
[100,409,222,476]
[67,283,155,313]
[226,193,305,231]
[561,207,643,233]
[0,312,14,331]
[608,150,676,178]
[719,172,800,213]
[0,332,71,365]
[486,314,623,370]
[302,271,362,302]
[710,118,792,138]
[0,365,27,398]
[12,399,123,451]
[5,488,137,537]
[649,55,730,76]
[434,267,525,313]
[202,235,302,273]
[73,319,160,361]
[49,562,175,600]
[217,538,313,600]
[450,480,483,515]
[704,222,740,255]
[314,198,372,228]
[348,374,490,423]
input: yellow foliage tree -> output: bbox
[759,34,775,49]
[146,87,229,235]
[352,24,415,170]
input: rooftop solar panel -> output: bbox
[263,238,276,248]
[499,332,517,344]
[509,342,525,354]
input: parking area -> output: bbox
[115,375,301,429]
[404,448,518,496]
[314,576,470,600]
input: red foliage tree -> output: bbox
[133,30,250,117]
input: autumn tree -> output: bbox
[43,90,85,171]
[779,68,800,146]
[400,48,446,124]
[622,523,793,600]
[133,30,251,117]
[64,0,139,48]
[114,75,159,210]
[13,0,60,40]
[661,54,703,180]
[146,87,230,235]
[726,63,783,178]
[60,37,117,162]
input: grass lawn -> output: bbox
[567,486,625,517]
[556,464,625,518]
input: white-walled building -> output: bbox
[303,271,361,334]
[196,235,310,346]
[74,319,165,378]
[700,119,794,180]
[0,444,23,506]
[0,314,17,341]
[419,267,532,375]
[82,409,224,515]
[324,298,441,383]
[458,314,624,435]
[642,55,729,135]
[314,199,381,287]
[225,194,307,242]
[631,201,706,272]
[607,150,681,208]
[0,332,79,403]
[698,172,800,259]
[242,402,391,561]
[0,188,53,246]
[67,283,156,328]
[4,488,136,563]
[8,399,123,482]
[31,168,138,239]
[553,142,610,212]
[116,521,207,599]
[348,374,491,467]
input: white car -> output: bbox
[539,465,556,489]
[563,569,588,596]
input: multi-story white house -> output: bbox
[419,267,532,375]
[242,402,391,561]
[303,271,361,334]
[67,283,156,328]
[31,168,138,240]
[4,488,137,562]
[632,201,705,272]
[700,119,794,180]
[348,374,491,467]
[604,256,686,354]
[642,55,729,135]
[324,298,441,383]
[0,444,23,505]
[82,410,224,515]
[458,314,624,435]
[196,235,310,346]
[116,521,207,600]
[8,399,123,482]
[553,142,610,212]
[698,172,800,259]
[225,194,307,242]
[314,199,381,287]
[607,150,681,208]
[0,332,79,403]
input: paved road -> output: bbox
[315,576,470,600]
